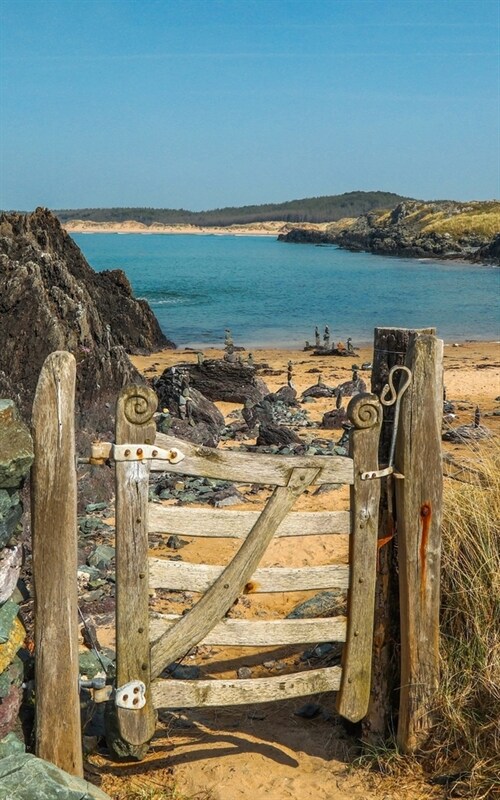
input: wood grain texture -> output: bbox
[31,352,83,776]
[336,393,382,723]
[149,614,347,646]
[149,467,320,679]
[365,327,435,741]
[148,506,351,538]
[152,432,353,485]
[395,334,443,752]
[115,385,158,746]
[148,559,349,593]
[151,666,342,708]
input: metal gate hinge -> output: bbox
[361,466,404,481]
[115,680,146,710]
[112,443,185,463]
[81,442,185,465]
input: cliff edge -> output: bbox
[0,208,174,421]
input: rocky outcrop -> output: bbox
[0,401,33,745]
[169,359,269,404]
[0,208,174,421]
[278,228,337,245]
[153,367,225,447]
[473,233,500,265]
[0,753,111,799]
[279,201,500,264]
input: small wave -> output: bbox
[138,292,205,307]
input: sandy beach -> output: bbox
[63,220,330,236]
[86,339,499,800]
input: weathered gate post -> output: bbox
[31,352,83,776]
[114,385,157,749]
[395,333,443,751]
[365,327,436,742]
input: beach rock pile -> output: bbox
[0,401,33,747]
[0,208,173,423]
[241,436,347,458]
[151,474,244,507]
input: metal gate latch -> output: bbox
[115,680,146,710]
[361,365,412,481]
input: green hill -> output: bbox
[55,191,412,227]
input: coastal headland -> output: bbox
[61,197,500,264]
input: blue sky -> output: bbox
[0,0,498,210]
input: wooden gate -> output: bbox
[31,331,443,775]
[107,385,383,748]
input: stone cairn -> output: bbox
[0,400,34,746]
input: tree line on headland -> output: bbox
[55,191,411,226]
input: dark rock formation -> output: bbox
[264,385,297,405]
[473,233,500,265]
[172,359,268,404]
[278,228,337,245]
[301,382,335,399]
[279,201,500,265]
[256,422,302,447]
[153,367,224,447]
[0,208,174,422]
[242,398,274,431]
[321,408,348,429]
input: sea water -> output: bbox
[73,233,499,348]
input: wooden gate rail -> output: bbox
[148,507,351,537]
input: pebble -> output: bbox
[237,666,252,679]
[85,502,108,513]
[301,642,334,660]
[167,664,201,680]
[287,591,346,619]
[294,702,322,719]
[88,545,115,570]
[167,535,188,551]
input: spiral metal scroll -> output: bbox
[123,386,158,426]
[347,392,381,429]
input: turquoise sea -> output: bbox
[73,234,499,349]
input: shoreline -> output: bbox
[66,222,497,267]
[155,337,500,351]
[130,339,500,405]
[64,220,326,237]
